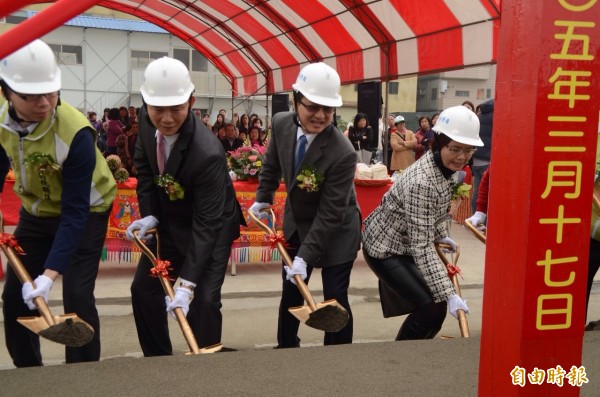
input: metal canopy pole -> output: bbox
[0,0,102,59]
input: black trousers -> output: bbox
[130,230,233,356]
[2,208,110,367]
[277,239,354,348]
[364,252,447,340]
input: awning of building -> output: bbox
[0,0,501,96]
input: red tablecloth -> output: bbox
[355,182,392,219]
[1,180,20,226]
[1,178,392,264]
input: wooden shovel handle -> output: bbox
[0,243,56,326]
[434,243,470,338]
[247,209,318,311]
[464,221,486,244]
[593,193,600,211]
[132,229,201,355]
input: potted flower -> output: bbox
[227,145,267,181]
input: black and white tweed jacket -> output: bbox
[362,151,458,302]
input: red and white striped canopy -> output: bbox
[0,0,501,96]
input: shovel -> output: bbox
[0,212,94,347]
[464,221,486,244]
[248,209,349,333]
[435,242,470,338]
[132,229,222,354]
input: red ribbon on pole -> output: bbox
[150,259,174,281]
[447,263,463,280]
[267,231,287,249]
[0,233,25,254]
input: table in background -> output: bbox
[1,178,393,274]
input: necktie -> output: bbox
[156,132,165,174]
[294,134,307,173]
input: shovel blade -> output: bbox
[18,313,95,347]
[289,299,349,333]
[184,343,223,355]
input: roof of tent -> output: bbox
[1,0,501,96]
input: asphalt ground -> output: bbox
[1,222,600,395]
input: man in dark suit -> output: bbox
[250,62,361,348]
[125,57,242,355]
[221,122,244,153]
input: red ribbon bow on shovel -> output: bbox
[0,233,25,254]
[267,231,287,250]
[446,263,463,280]
[150,259,174,281]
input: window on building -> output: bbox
[6,13,27,24]
[477,89,485,100]
[431,88,438,100]
[131,50,168,70]
[354,84,358,92]
[455,90,470,97]
[49,44,82,65]
[388,82,399,95]
[486,88,492,99]
[173,48,208,72]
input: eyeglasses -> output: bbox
[446,145,477,156]
[298,100,335,114]
[15,91,59,103]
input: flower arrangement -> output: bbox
[113,168,129,183]
[155,173,185,200]
[105,155,122,173]
[24,152,60,176]
[227,145,267,180]
[105,155,130,184]
[296,165,324,192]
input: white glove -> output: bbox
[125,215,159,241]
[22,275,54,310]
[448,294,469,319]
[284,256,308,285]
[249,202,269,220]
[165,287,193,319]
[466,211,487,228]
[435,236,457,253]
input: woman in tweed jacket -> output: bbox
[362,106,483,340]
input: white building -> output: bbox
[2,8,496,127]
[2,10,269,123]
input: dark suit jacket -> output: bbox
[134,108,241,282]
[222,138,244,153]
[256,112,361,268]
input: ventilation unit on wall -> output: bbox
[440,80,448,93]
[418,89,426,96]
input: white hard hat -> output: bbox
[0,39,61,94]
[292,62,342,107]
[140,57,195,106]
[394,115,405,124]
[432,105,483,146]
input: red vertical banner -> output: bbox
[480,1,600,396]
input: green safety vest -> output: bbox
[0,99,116,217]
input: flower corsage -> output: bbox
[155,174,185,201]
[24,152,60,176]
[451,182,472,201]
[296,165,324,192]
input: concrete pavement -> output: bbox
[1,222,600,395]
